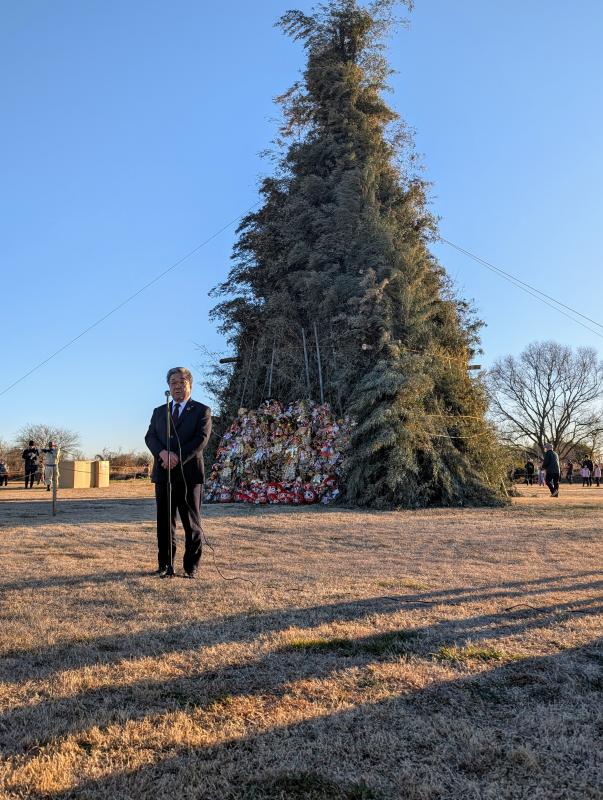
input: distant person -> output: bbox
[580,464,590,487]
[565,462,574,484]
[594,464,601,488]
[538,468,546,486]
[541,443,560,497]
[525,459,535,485]
[0,460,8,487]
[21,440,40,489]
[41,441,61,491]
[582,457,594,487]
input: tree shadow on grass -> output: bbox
[11,638,602,800]
[2,566,601,684]
[2,567,601,687]
[0,497,155,528]
[0,498,346,528]
[0,556,599,605]
[2,591,601,760]
[0,570,151,593]
[0,594,423,685]
[386,575,603,609]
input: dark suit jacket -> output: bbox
[542,450,560,476]
[145,399,212,485]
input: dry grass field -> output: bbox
[0,481,601,800]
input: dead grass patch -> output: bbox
[283,630,415,658]
[242,772,379,799]
[435,644,519,664]
[377,577,432,591]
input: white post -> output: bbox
[52,464,57,516]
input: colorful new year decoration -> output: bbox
[205,400,353,505]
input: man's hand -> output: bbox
[159,450,180,469]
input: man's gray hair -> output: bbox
[544,442,553,450]
[166,367,193,385]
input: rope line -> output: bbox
[0,204,259,398]
[440,237,603,339]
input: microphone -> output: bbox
[165,390,171,398]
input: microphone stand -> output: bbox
[164,390,175,577]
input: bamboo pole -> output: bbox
[329,325,344,416]
[238,339,255,408]
[301,328,311,399]
[313,322,324,405]
[267,339,276,399]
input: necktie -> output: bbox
[172,403,180,424]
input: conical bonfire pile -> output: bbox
[206,1,508,508]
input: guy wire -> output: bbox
[0,203,260,398]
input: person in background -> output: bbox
[582,456,594,487]
[525,459,535,485]
[541,443,560,497]
[21,440,40,489]
[538,467,546,486]
[0,460,8,487]
[42,441,60,492]
[565,461,574,484]
[580,464,590,487]
[594,464,601,488]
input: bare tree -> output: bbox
[15,424,82,458]
[488,341,603,459]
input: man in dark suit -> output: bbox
[22,440,40,489]
[541,443,560,498]
[145,367,212,578]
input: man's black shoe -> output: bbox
[161,565,175,578]
[154,566,168,577]
[183,571,198,579]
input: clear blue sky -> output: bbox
[1,0,601,455]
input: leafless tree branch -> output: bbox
[487,341,603,459]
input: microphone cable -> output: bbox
[171,405,254,586]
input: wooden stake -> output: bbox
[267,339,276,399]
[330,325,343,416]
[313,322,324,405]
[301,328,311,399]
[254,338,264,404]
[238,339,255,408]
[52,464,57,516]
